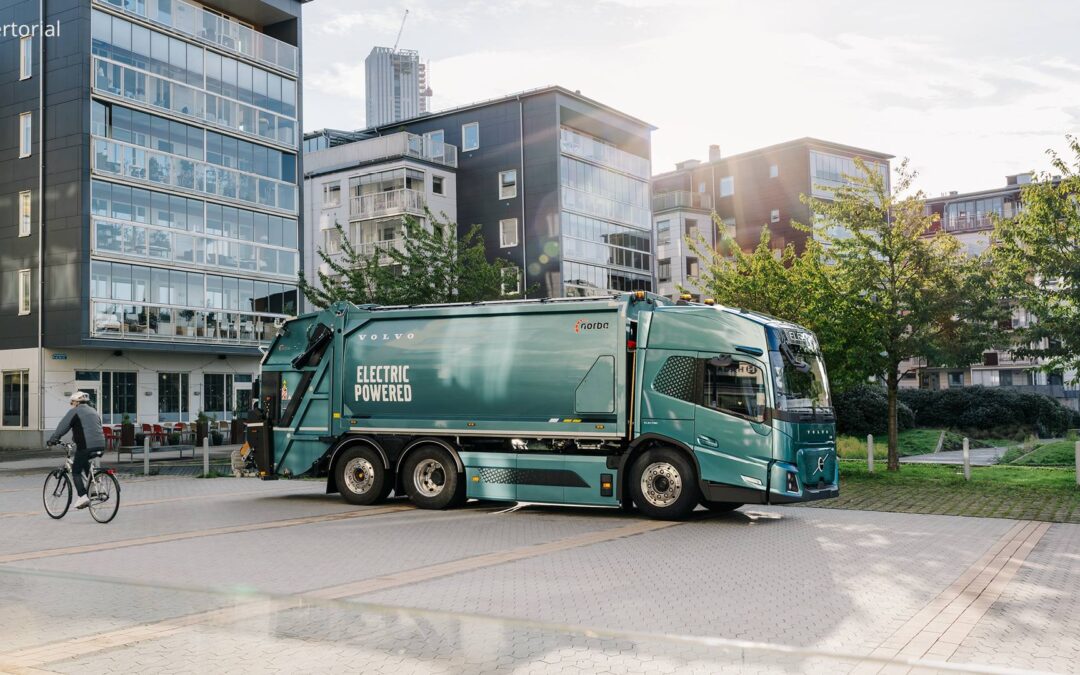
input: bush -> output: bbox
[834,384,914,437]
[897,386,1075,438]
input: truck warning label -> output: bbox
[354,365,413,403]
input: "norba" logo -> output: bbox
[574,319,609,333]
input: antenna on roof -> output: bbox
[392,9,409,52]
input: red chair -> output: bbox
[173,422,189,444]
[152,424,168,445]
[102,426,116,451]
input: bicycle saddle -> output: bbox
[89,450,104,458]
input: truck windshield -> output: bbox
[768,328,832,414]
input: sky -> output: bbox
[301,0,1080,196]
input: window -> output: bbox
[982,352,999,366]
[657,258,671,282]
[158,372,189,422]
[500,266,521,296]
[18,191,31,237]
[702,357,767,422]
[719,175,734,197]
[19,113,32,157]
[685,218,699,241]
[322,182,340,208]
[948,372,964,387]
[999,370,1013,387]
[19,37,32,80]
[1,370,29,427]
[769,164,779,178]
[432,175,444,195]
[652,355,696,402]
[424,130,445,160]
[686,257,699,278]
[656,220,670,246]
[462,122,479,151]
[18,269,31,315]
[499,218,519,247]
[770,209,780,223]
[499,170,518,199]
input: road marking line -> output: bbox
[0,484,323,519]
[853,519,1050,674]
[0,517,679,670]
[0,504,414,565]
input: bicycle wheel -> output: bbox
[43,470,72,519]
[88,472,120,524]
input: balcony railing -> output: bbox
[652,191,714,212]
[91,300,285,346]
[95,0,298,75]
[350,189,426,220]
[305,132,457,170]
[357,239,407,256]
[943,215,995,233]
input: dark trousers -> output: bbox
[72,447,93,497]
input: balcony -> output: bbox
[943,215,995,233]
[652,191,714,212]
[90,301,282,347]
[350,189,426,220]
[95,0,298,75]
[357,239,407,257]
[306,131,457,171]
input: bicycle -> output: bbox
[43,441,121,523]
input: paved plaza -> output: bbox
[0,471,1076,674]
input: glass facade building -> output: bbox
[88,3,300,348]
[559,127,652,296]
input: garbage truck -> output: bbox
[252,292,838,519]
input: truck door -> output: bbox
[693,353,772,498]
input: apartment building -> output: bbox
[304,86,655,299]
[651,138,893,299]
[364,46,432,127]
[0,0,307,448]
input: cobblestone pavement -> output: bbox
[0,474,1076,674]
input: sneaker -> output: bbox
[74,495,91,510]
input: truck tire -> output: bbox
[336,446,388,506]
[701,500,743,513]
[402,445,463,510]
[629,447,699,520]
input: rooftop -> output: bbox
[653,137,895,179]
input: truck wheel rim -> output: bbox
[641,462,682,508]
[343,458,376,494]
[413,458,446,497]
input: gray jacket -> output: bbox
[49,404,106,451]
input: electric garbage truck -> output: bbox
[252,292,838,520]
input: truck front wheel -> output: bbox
[630,447,700,520]
[336,446,388,506]
[403,445,464,510]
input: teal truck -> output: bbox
[253,292,838,519]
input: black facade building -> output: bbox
[305,86,654,299]
[0,0,307,448]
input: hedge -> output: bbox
[897,386,1079,439]
[834,385,914,437]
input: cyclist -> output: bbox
[47,392,106,510]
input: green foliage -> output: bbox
[1009,440,1077,466]
[299,212,521,309]
[898,386,1076,438]
[993,136,1080,383]
[804,159,1004,469]
[834,385,914,437]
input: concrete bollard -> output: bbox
[143,435,150,477]
[1075,441,1079,488]
[203,437,210,476]
[867,434,874,473]
[963,437,971,481]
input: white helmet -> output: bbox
[70,391,90,403]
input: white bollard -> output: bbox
[963,437,971,481]
[143,435,150,477]
[867,434,874,473]
[1075,441,1079,488]
[203,437,210,476]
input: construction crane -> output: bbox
[392,9,409,52]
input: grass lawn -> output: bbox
[799,461,1080,523]
[836,428,1003,460]
[1010,440,1079,467]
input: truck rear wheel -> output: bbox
[630,447,699,520]
[402,445,464,510]
[336,446,388,506]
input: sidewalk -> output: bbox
[0,444,241,475]
[900,445,1010,466]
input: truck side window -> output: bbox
[652,356,696,402]
[702,359,766,422]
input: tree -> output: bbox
[299,211,520,309]
[993,136,1080,381]
[805,159,1003,470]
